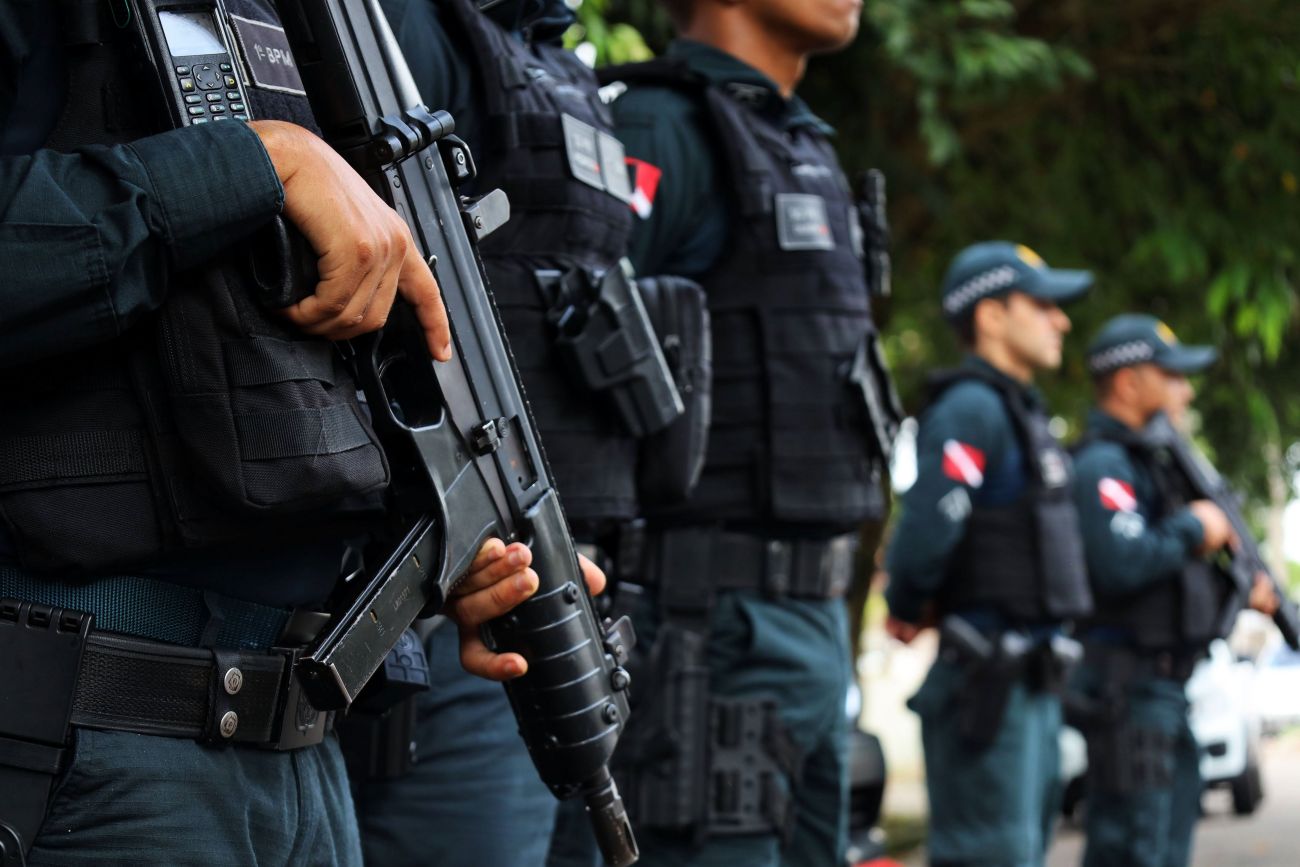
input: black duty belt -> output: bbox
[633,527,858,603]
[1084,641,1202,684]
[71,631,331,749]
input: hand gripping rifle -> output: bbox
[273,1,638,861]
[1143,412,1300,650]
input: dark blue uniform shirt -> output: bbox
[885,356,1037,623]
[1071,409,1204,601]
[0,4,358,607]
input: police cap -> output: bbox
[941,241,1093,321]
[1086,314,1217,376]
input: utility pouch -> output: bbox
[847,329,903,464]
[154,259,390,525]
[537,261,684,438]
[618,622,711,831]
[335,629,430,781]
[634,275,713,504]
[0,600,93,864]
[1027,634,1083,694]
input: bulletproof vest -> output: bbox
[440,0,638,530]
[0,0,388,575]
[932,368,1094,623]
[1077,427,1228,649]
[605,61,884,528]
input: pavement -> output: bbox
[1049,731,1300,867]
[890,731,1300,866]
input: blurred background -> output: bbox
[566,2,1300,863]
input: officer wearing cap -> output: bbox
[1069,314,1277,867]
[885,241,1095,866]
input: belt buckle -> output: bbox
[266,646,331,751]
[763,540,792,599]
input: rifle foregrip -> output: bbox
[484,490,637,863]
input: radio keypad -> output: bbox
[177,54,250,127]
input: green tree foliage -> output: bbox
[584,0,1300,519]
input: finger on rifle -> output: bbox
[398,250,452,361]
[449,567,539,629]
[455,541,532,597]
[460,631,528,681]
[578,553,607,597]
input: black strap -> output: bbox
[644,528,857,602]
[0,430,147,487]
[68,631,329,747]
[224,338,338,388]
[235,404,373,461]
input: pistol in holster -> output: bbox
[536,260,684,438]
[939,616,1032,751]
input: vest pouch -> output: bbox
[635,275,712,504]
[155,261,389,516]
[946,503,1044,621]
[0,350,168,572]
[1034,495,1094,620]
[1180,559,1227,643]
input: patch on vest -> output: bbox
[1040,450,1069,489]
[937,487,972,523]
[775,193,834,251]
[228,15,306,96]
[626,157,661,219]
[1098,477,1137,512]
[560,114,631,202]
[1110,511,1145,539]
[942,440,986,488]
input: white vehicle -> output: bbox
[1060,639,1264,818]
[1251,642,1300,736]
[1188,639,1263,815]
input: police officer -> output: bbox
[573,1,897,864]
[1069,314,1277,867]
[0,1,592,862]
[353,1,672,864]
[885,242,1094,866]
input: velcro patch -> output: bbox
[942,440,986,488]
[1099,477,1137,512]
[229,14,306,96]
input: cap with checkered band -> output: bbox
[941,241,1093,322]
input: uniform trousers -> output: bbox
[909,658,1062,867]
[28,728,361,866]
[353,622,557,866]
[549,590,852,867]
[1075,665,1200,867]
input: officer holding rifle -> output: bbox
[1069,314,1280,867]
[0,0,601,863]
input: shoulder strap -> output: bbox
[596,56,703,90]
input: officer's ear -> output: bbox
[970,295,1010,345]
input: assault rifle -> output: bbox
[274,1,638,861]
[1143,412,1300,650]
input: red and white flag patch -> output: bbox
[942,440,986,488]
[1098,477,1137,512]
[626,157,661,219]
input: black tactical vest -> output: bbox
[604,62,885,529]
[931,369,1094,623]
[1078,427,1229,650]
[0,0,388,575]
[441,0,638,531]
